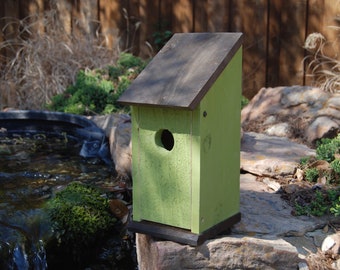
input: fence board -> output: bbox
[98,0,120,49]
[206,0,230,32]
[266,0,282,88]
[2,0,340,104]
[193,0,208,32]
[230,0,268,98]
[172,0,193,33]
[138,0,159,57]
[278,0,307,86]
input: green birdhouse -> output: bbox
[118,32,243,246]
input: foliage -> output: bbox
[330,196,340,216]
[45,182,117,262]
[304,167,319,183]
[47,53,146,115]
[297,134,340,217]
[152,22,173,50]
[295,189,340,217]
[316,134,340,162]
[241,96,249,109]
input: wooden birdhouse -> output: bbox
[118,32,243,246]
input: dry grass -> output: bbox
[0,8,119,110]
[304,31,340,93]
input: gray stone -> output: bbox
[233,174,319,237]
[241,132,315,177]
[306,116,339,143]
[265,122,290,137]
[136,233,302,270]
[242,86,339,144]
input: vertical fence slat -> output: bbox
[138,0,159,57]
[266,0,281,88]
[278,0,307,86]
[193,0,207,32]
[206,0,230,32]
[230,0,268,99]
[55,0,72,35]
[98,0,120,49]
[74,0,99,36]
[172,0,194,33]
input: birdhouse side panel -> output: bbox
[192,48,242,233]
[131,106,196,229]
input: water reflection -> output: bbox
[0,132,118,269]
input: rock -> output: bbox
[306,116,339,143]
[321,233,340,254]
[298,262,309,270]
[233,174,319,237]
[265,122,291,137]
[242,86,339,144]
[241,132,315,177]
[136,233,303,270]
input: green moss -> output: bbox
[45,182,117,262]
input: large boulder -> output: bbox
[136,233,302,270]
[242,86,340,145]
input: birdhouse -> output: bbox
[118,32,243,246]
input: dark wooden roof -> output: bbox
[118,32,243,110]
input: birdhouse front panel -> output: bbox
[131,106,200,229]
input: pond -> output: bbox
[0,111,136,269]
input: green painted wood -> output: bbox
[191,48,242,233]
[118,33,243,110]
[128,33,242,235]
[131,106,198,229]
[131,48,242,233]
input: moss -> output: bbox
[45,182,117,264]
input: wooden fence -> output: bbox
[1,0,340,99]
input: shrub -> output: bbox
[316,134,340,162]
[295,189,340,217]
[47,53,146,115]
[305,168,319,183]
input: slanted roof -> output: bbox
[118,32,243,110]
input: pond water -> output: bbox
[0,131,135,269]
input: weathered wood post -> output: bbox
[118,32,243,246]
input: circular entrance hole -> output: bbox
[156,129,174,151]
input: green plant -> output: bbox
[316,134,340,162]
[241,96,249,109]
[330,159,340,174]
[300,156,312,166]
[305,168,319,183]
[45,182,117,262]
[295,189,340,217]
[47,53,146,115]
[330,196,340,216]
[152,23,173,50]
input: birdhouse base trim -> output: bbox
[128,212,241,246]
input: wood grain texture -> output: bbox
[118,32,243,109]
